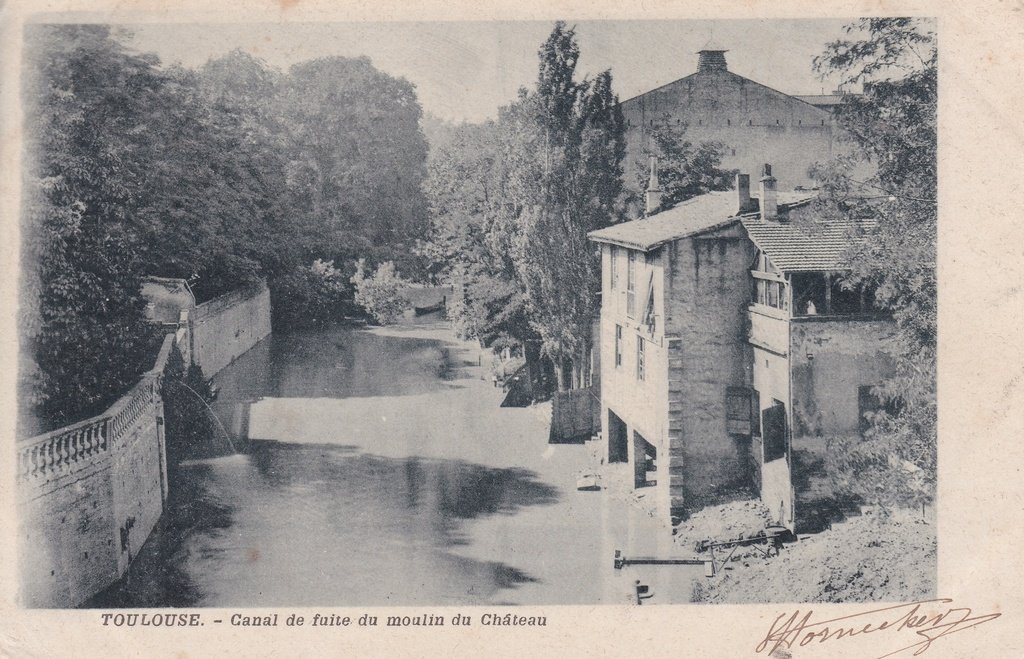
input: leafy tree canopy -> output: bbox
[811,17,937,507]
[635,121,737,209]
[20,26,435,430]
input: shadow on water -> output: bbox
[86,321,567,607]
[84,461,235,608]
[85,441,558,607]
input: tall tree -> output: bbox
[811,18,938,507]
[511,23,626,389]
[21,25,164,428]
[421,119,534,346]
[278,57,431,276]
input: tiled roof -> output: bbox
[740,215,876,273]
[588,192,739,251]
[588,191,817,252]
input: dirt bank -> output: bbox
[692,507,937,604]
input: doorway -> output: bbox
[608,410,628,463]
[633,431,657,488]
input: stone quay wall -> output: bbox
[190,283,272,377]
[16,334,175,608]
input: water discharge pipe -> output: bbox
[164,378,237,454]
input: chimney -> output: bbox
[696,40,728,73]
[759,164,778,221]
[645,157,663,217]
[736,173,752,214]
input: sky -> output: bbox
[122,19,857,124]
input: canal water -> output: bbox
[89,317,699,607]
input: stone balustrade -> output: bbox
[17,333,174,492]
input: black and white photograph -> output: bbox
[3,2,1022,655]
[12,15,940,609]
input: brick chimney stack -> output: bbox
[645,157,663,217]
[759,164,778,221]
[736,173,754,214]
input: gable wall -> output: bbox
[620,70,847,191]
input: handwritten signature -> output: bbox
[756,598,1001,657]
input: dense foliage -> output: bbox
[423,23,626,390]
[20,26,430,430]
[635,122,737,208]
[22,26,167,427]
[350,260,410,325]
[811,18,938,508]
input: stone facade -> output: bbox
[17,335,173,607]
[746,258,897,532]
[786,318,897,531]
[597,221,756,523]
[599,243,672,517]
[662,226,756,517]
[619,47,866,193]
[591,168,897,532]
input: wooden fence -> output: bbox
[549,385,600,443]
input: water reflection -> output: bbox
[212,327,468,403]
[91,442,558,607]
[88,324,563,608]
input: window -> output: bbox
[751,389,761,436]
[610,247,619,290]
[752,272,789,311]
[614,325,623,367]
[626,251,637,318]
[636,337,645,381]
[642,271,656,333]
[762,400,787,462]
[726,387,755,435]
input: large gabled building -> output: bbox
[588,164,895,532]
[619,43,863,193]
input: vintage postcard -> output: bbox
[1,0,1022,656]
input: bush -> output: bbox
[162,345,220,468]
[350,259,409,325]
[270,259,353,330]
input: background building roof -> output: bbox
[588,192,740,251]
